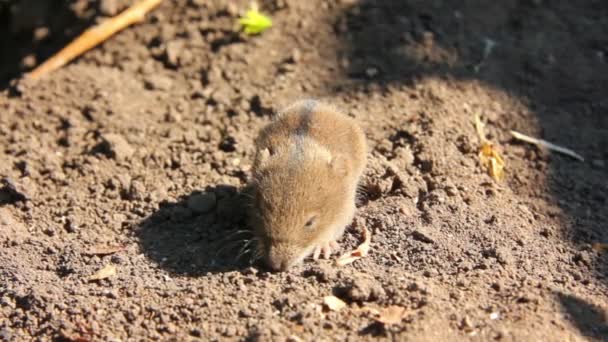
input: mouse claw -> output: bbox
[312,246,322,260]
[312,241,341,260]
[322,245,332,259]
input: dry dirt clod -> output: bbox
[337,276,385,303]
[99,134,134,161]
[1,177,31,202]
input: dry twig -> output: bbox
[27,0,162,80]
[510,130,584,162]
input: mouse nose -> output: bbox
[267,258,289,272]
[266,247,293,272]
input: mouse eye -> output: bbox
[304,216,317,229]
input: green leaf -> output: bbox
[238,7,272,35]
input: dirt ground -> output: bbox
[1,0,607,340]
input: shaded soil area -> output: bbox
[1,0,607,340]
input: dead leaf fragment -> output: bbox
[475,114,505,182]
[323,296,347,311]
[336,224,371,266]
[592,243,608,252]
[375,305,408,325]
[479,142,505,181]
[88,264,116,281]
[84,244,126,256]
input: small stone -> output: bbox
[456,135,473,154]
[423,268,439,277]
[540,228,550,238]
[99,134,134,161]
[573,251,592,267]
[128,180,146,201]
[104,289,119,299]
[395,146,415,166]
[21,54,36,69]
[0,328,13,341]
[417,159,434,173]
[239,308,252,318]
[406,282,420,291]
[222,2,237,15]
[144,75,173,91]
[187,192,217,214]
[64,217,78,233]
[491,282,501,291]
[411,229,434,244]
[291,49,301,63]
[495,247,513,265]
[242,267,258,276]
[164,109,181,123]
[165,40,183,67]
[302,264,335,283]
[99,0,119,16]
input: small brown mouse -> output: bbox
[249,99,367,271]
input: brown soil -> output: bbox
[1,0,607,341]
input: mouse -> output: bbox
[248,99,367,271]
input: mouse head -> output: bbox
[250,142,350,271]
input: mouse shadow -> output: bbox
[557,292,608,340]
[136,184,259,276]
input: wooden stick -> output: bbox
[27,0,162,80]
[510,130,584,162]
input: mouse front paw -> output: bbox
[312,241,340,260]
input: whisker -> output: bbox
[214,240,242,256]
[237,248,252,260]
[222,229,254,241]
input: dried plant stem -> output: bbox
[27,0,162,80]
[510,130,584,162]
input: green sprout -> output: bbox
[238,3,272,35]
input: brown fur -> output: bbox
[249,100,367,271]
